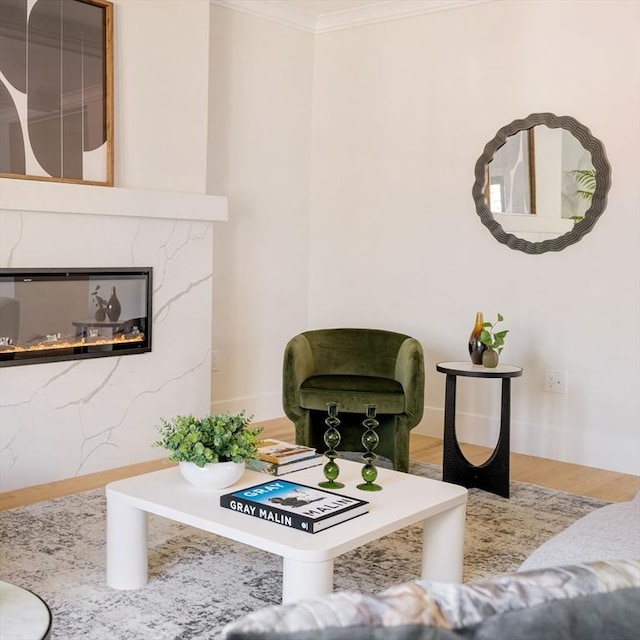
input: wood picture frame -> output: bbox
[0,0,114,186]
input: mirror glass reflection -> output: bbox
[486,126,595,242]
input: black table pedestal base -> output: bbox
[442,375,513,499]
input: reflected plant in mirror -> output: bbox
[472,113,611,254]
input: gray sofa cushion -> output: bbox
[222,560,640,640]
[224,626,463,640]
[520,497,640,571]
[458,587,640,640]
[224,588,640,640]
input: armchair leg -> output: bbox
[294,413,313,447]
[393,452,409,473]
[392,426,410,473]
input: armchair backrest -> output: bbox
[301,328,412,379]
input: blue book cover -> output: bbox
[220,480,369,533]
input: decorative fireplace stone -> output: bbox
[0,182,224,493]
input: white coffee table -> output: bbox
[106,460,467,604]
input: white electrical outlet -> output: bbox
[212,350,220,372]
[545,369,567,394]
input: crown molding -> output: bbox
[211,0,318,32]
[211,0,494,34]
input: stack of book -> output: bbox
[220,479,369,533]
[246,439,323,476]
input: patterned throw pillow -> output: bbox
[222,559,640,640]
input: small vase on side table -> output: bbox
[468,311,486,365]
[482,348,499,368]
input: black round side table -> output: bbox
[436,361,523,498]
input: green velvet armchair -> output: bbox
[282,328,425,472]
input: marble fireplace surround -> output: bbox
[0,179,227,492]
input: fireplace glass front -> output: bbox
[0,268,152,367]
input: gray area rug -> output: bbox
[0,462,607,639]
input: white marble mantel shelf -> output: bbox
[0,178,228,222]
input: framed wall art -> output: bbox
[0,0,113,186]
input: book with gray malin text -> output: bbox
[220,480,369,533]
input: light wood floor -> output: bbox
[1,417,638,511]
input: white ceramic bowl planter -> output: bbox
[179,461,245,490]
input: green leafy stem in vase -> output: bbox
[480,313,509,354]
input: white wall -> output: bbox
[114,0,211,192]
[207,5,314,418]
[206,1,639,475]
[0,0,224,492]
[306,0,639,474]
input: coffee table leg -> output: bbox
[421,503,466,583]
[106,493,149,589]
[281,558,334,604]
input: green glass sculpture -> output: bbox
[357,404,382,491]
[318,402,345,489]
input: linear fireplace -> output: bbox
[0,267,152,367]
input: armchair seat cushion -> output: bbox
[300,375,405,414]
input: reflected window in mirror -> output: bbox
[486,129,534,215]
[473,113,611,254]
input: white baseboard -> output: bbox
[210,398,639,476]
[415,406,639,476]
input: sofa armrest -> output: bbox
[519,499,640,572]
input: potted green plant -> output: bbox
[154,411,263,489]
[480,313,509,368]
